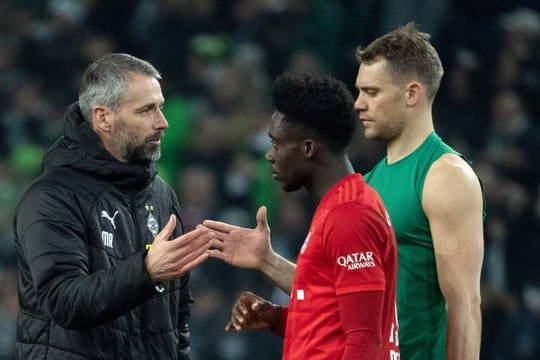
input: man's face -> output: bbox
[111,73,168,164]
[265,111,308,193]
[354,58,408,142]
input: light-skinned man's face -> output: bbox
[354,58,408,143]
[111,73,168,164]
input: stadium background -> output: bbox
[0,0,539,358]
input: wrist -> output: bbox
[260,250,279,276]
[142,249,165,293]
[269,306,287,336]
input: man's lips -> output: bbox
[147,133,163,143]
[360,118,374,126]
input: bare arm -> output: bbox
[203,206,296,294]
[423,154,484,360]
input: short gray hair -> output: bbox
[78,53,161,122]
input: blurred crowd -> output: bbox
[0,0,539,359]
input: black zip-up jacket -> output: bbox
[14,103,192,359]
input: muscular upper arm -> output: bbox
[423,154,484,303]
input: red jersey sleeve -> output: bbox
[338,291,385,359]
[322,203,390,295]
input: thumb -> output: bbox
[252,300,271,312]
[255,206,269,232]
[252,300,279,325]
[153,214,176,244]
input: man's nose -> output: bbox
[156,109,169,129]
[354,95,366,112]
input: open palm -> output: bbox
[204,206,272,270]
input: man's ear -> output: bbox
[405,82,422,106]
[92,106,114,132]
[303,139,317,159]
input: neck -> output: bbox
[386,111,433,164]
[308,154,355,201]
[93,124,127,162]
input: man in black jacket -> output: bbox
[14,53,213,359]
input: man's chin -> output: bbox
[362,129,377,140]
[280,183,301,193]
[149,150,161,162]
[144,145,161,162]
[126,148,161,164]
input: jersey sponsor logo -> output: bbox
[101,210,119,229]
[337,252,375,270]
[101,230,114,248]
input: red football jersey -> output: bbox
[282,174,400,359]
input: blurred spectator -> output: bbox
[497,7,540,114]
[484,89,540,190]
[435,47,488,154]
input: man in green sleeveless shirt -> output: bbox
[355,22,484,359]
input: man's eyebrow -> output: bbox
[135,102,162,111]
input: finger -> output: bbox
[230,312,247,330]
[154,215,176,244]
[208,238,224,250]
[169,230,212,255]
[207,248,225,260]
[231,300,248,319]
[176,226,210,242]
[234,313,245,326]
[225,321,233,332]
[255,206,269,231]
[195,224,212,232]
[252,300,273,313]
[177,252,209,274]
[174,234,213,268]
[166,232,212,272]
[252,301,261,311]
[202,219,238,233]
[237,303,248,316]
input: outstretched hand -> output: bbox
[145,215,213,282]
[225,291,281,332]
[203,206,272,270]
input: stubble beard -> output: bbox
[114,120,161,164]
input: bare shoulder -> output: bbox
[427,153,480,189]
[423,153,482,213]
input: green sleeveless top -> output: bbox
[364,132,458,360]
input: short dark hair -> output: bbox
[78,53,161,122]
[356,22,444,101]
[271,71,356,153]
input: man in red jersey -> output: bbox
[203,72,400,359]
